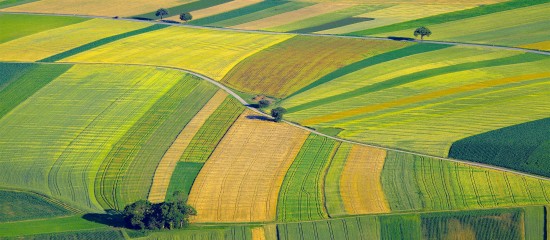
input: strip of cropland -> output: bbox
[2,0,192,17]
[133,0,231,20]
[277,206,537,240]
[0,18,151,62]
[0,189,73,222]
[222,35,410,98]
[188,110,308,223]
[64,26,292,80]
[164,0,264,22]
[277,134,338,221]
[0,64,188,211]
[0,14,86,44]
[282,46,550,157]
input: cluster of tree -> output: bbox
[122,192,196,230]
[155,8,193,22]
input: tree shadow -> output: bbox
[161,20,181,24]
[387,36,415,41]
[82,212,125,228]
[130,17,153,21]
[246,115,273,122]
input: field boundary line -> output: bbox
[4,60,550,185]
[1,12,550,56]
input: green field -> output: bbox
[179,97,243,163]
[450,118,550,178]
[95,73,218,210]
[324,143,352,217]
[0,190,71,222]
[0,215,109,238]
[277,134,338,221]
[190,1,312,27]
[0,14,86,44]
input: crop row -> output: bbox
[0,14,86,44]
[0,189,71,222]
[148,91,229,203]
[449,117,550,177]
[277,207,532,240]
[180,96,244,163]
[382,151,550,212]
[222,35,408,98]
[65,26,292,80]
[0,18,150,62]
[277,134,338,222]
[95,74,217,210]
[188,111,308,222]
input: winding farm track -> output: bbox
[2,12,550,182]
[2,11,550,56]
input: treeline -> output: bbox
[122,192,196,230]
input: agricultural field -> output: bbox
[188,110,309,223]
[222,36,410,98]
[0,18,152,62]
[1,0,191,16]
[281,45,550,157]
[1,1,550,239]
[64,26,292,80]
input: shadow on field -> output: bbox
[246,115,273,122]
[387,36,415,41]
[161,20,181,24]
[82,212,125,228]
[130,17,153,21]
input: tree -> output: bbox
[156,8,169,20]
[179,12,193,22]
[258,99,270,108]
[122,200,152,229]
[414,26,431,40]
[122,199,196,230]
[271,107,287,122]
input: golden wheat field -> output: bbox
[187,111,309,223]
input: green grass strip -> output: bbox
[381,151,423,211]
[39,24,169,62]
[449,117,550,178]
[351,0,550,36]
[324,143,352,217]
[132,0,231,20]
[180,97,243,163]
[0,215,108,238]
[524,206,545,240]
[0,189,71,222]
[165,162,203,201]
[189,1,302,26]
[0,0,38,9]
[0,14,87,44]
[277,134,338,221]
[203,1,313,28]
[287,52,546,113]
[95,76,217,210]
[5,229,125,240]
[293,17,374,33]
[380,214,422,240]
[286,43,449,108]
[0,62,35,91]
[0,63,72,119]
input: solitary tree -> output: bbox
[156,8,169,20]
[271,107,287,122]
[179,12,193,22]
[414,26,431,40]
[258,99,271,108]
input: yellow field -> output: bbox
[166,0,262,22]
[2,0,191,17]
[252,227,266,240]
[65,26,293,80]
[0,18,150,62]
[340,145,390,214]
[148,91,228,203]
[521,41,550,51]
[187,111,309,223]
[231,2,355,30]
[317,4,476,34]
[302,72,550,126]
